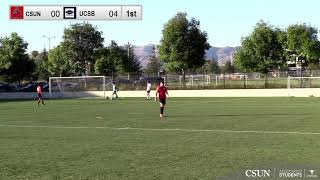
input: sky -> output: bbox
[1,0,320,52]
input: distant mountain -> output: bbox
[133,45,237,68]
[133,44,156,68]
[205,46,237,66]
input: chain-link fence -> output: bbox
[2,70,320,92]
[111,70,320,90]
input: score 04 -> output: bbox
[108,10,118,18]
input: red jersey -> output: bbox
[156,86,167,99]
[37,86,42,94]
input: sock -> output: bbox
[160,107,164,114]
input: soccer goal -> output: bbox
[49,76,112,99]
[287,76,320,97]
[179,75,210,86]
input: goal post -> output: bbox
[179,75,210,86]
[287,76,320,97]
[49,76,111,99]
[287,76,320,88]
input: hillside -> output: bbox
[133,45,236,68]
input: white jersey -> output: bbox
[112,84,116,92]
[146,83,151,91]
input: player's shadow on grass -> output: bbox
[167,113,309,117]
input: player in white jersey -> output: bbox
[146,81,152,100]
[111,82,118,100]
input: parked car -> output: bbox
[0,83,13,92]
[0,83,22,92]
[62,82,79,89]
[42,84,49,92]
[12,84,24,92]
[18,83,38,92]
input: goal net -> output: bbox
[178,75,210,86]
[287,76,320,97]
[49,76,112,99]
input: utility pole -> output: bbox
[42,35,55,51]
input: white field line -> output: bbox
[0,124,320,135]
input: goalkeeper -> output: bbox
[111,82,119,100]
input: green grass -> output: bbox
[1,98,320,179]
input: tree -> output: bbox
[62,22,104,75]
[47,45,76,77]
[0,32,34,83]
[30,50,40,60]
[144,45,161,75]
[94,47,116,76]
[159,13,209,84]
[108,41,124,74]
[209,60,221,74]
[223,61,235,73]
[234,44,254,72]
[308,41,320,76]
[31,48,50,80]
[124,43,141,75]
[108,41,141,75]
[196,60,220,74]
[187,18,210,71]
[95,41,125,76]
[285,24,320,73]
[234,21,285,87]
[94,41,141,76]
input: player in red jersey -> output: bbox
[37,83,45,106]
[155,80,169,118]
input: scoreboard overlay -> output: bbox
[9,5,142,21]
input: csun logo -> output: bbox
[245,170,271,178]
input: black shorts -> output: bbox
[38,93,42,99]
[147,90,150,93]
[159,98,166,105]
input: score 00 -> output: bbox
[50,10,61,18]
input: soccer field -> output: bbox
[1,97,320,179]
